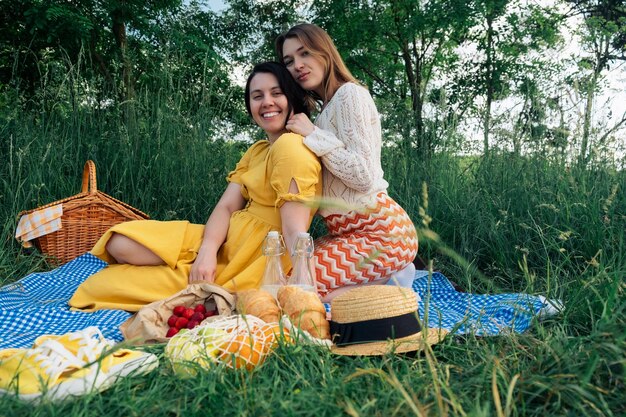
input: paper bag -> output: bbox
[120,283,236,344]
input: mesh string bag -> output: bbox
[165,315,289,375]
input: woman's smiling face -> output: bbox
[248,72,290,142]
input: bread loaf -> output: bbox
[236,289,281,323]
[277,286,330,339]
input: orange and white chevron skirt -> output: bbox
[313,192,418,297]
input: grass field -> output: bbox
[0,78,624,416]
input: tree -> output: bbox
[216,0,306,66]
[1,0,180,100]
[0,1,244,123]
[448,0,561,154]
[310,0,474,155]
[563,0,626,164]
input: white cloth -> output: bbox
[304,83,389,216]
[386,263,417,288]
[386,263,421,303]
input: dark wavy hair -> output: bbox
[245,61,311,127]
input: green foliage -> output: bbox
[562,0,626,164]
[217,0,306,66]
[311,0,475,153]
[446,0,563,153]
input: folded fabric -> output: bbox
[324,270,562,336]
[0,254,131,349]
[15,204,64,248]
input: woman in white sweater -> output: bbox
[276,23,418,301]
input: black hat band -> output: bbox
[330,312,421,346]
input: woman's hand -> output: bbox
[286,113,315,137]
[189,247,217,283]
[188,183,245,285]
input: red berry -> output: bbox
[173,306,186,317]
[175,317,189,329]
[166,327,179,338]
[190,312,204,323]
[187,320,199,329]
[183,308,195,319]
[204,309,217,318]
[167,315,178,327]
[194,304,207,314]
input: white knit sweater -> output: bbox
[303,83,389,217]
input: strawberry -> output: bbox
[166,327,179,338]
[173,305,186,317]
[187,320,199,329]
[183,308,195,320]
[190,312,204,323]
[204,309,218,318]
[194,304,207,315]
[167,315,178,327]
[175,317,189,329]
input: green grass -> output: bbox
[0,66,624,416]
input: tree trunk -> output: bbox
[391,0,425,154]
[579,37,608,166]
[112,8,134,103]
[111,6,136,133]
[483,12,494,155]
[399,40,419,152]
[413,39,425,153]
[579,70,596,164]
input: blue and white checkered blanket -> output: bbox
[411,270,561,336]
[0,254,561,349]
[322,270,561,336]
[0,254,131,349]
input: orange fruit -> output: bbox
[218,333,264,370]
[257,323,291,351]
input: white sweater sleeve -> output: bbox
[303,84,379,193]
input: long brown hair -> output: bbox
[276,23,360,103]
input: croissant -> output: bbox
[277,286,330,340]
[236,289,281,323]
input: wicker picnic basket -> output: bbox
[19,160,150,264]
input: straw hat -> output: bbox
[330,285,447,356]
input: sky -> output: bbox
[206,0,227,12]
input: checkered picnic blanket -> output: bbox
[410,271,561,335]
[0,254,131,349]
[323,270,561,336]
[1,255,561,349]
[15,204,63,248]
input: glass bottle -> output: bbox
[288,232,317,293]
[260,231,286,298]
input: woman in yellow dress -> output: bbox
[69,62,322,312]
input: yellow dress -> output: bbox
[69,133,322,311]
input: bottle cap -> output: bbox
[267,231,279,237]
[297,232,310,238]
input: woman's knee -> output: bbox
[106,233,131,263]
[105,233,163,265]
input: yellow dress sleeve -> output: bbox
[226,141,266,184]
[268,133,322,208]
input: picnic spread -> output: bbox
[1,160,562,402]
[0,253,559,399]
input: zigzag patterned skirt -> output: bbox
[313,192,418,296]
